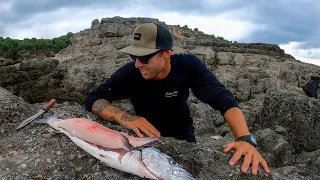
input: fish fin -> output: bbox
[120,132,159,147]
[119,134,134,151]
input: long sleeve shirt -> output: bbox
[85,54,239,142]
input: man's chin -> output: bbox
[141,74,152,80]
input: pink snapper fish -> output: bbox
[34,115,196,180]
[48,116,156,151]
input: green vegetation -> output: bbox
[175,25,234,43]
[0,32,73,59]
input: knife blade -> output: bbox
[16,99,56,130]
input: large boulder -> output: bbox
[256,90,320,152]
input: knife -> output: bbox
[16,99,56,130]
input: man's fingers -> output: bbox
[260,156,270,174]
[224,142,236,153]
[241,152,253,173]
[251,154,260,175]
[137,123,156,138]
[131,127,144,138]
[224,141,270,175]
[229,147,243,166]
[140,119,160,137]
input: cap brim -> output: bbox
[119,45,160,56]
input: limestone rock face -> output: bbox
[256,90,320,152]
[1,16,320,180]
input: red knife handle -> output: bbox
[42,99,56,111]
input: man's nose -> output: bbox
[135,59,143,68]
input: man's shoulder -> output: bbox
[115,62,137,74]
[171,53,203,67]
[171,53,198,61]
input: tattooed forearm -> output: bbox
[109,116,117,123]
[92,99,111,114]
[106,106,123,115]
[120,112,136,122]
[92,99,126,124]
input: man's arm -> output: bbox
[92,99,160,138]
[223,107,250,139]
[223,107,269,175]
[92,99,125,124]
[185,55,269,175]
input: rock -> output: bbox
[295,149,320,164]
[256,90,320,152]
[272,165,320,180]
[256,128,295,167]
[91,19,100,30]
[217,52,235,65]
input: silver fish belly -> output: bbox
[66,131,158,179]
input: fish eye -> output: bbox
[170,160,178,166]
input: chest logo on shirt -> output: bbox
[165,91,178,98]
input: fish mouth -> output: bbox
[141,147,197,180]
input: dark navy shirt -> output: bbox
[85,54,239,142]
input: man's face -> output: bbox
[134,52,166,80]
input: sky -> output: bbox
[0,0,319,66]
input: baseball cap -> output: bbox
[119,23,173,56]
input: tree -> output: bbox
[0,32,74,59]
[182,25,189,31]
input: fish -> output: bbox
[34,115,196,180]
[45,116,157,151]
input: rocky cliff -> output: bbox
[0,16,319,180]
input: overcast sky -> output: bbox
[0,0,319,65]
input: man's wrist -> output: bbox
[236,135,257,147]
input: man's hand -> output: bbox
[224,141,269,175]
[92,99,160,138]
[119,112,160,138]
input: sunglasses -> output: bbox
[130,50,161,64]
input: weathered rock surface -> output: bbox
[256,90,320,153]
[1,16,320,180]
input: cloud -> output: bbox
[1,5,264,42]
[0,1,13,12]
[2,7,125,39]
[1,0,318,43]
[0,0,127,24]
[153,12,265,41]
[279,42,320,66]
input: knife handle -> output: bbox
[42,99,56,111]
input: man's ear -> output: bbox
[163,50,172,58]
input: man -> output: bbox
[84,23,269,175]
